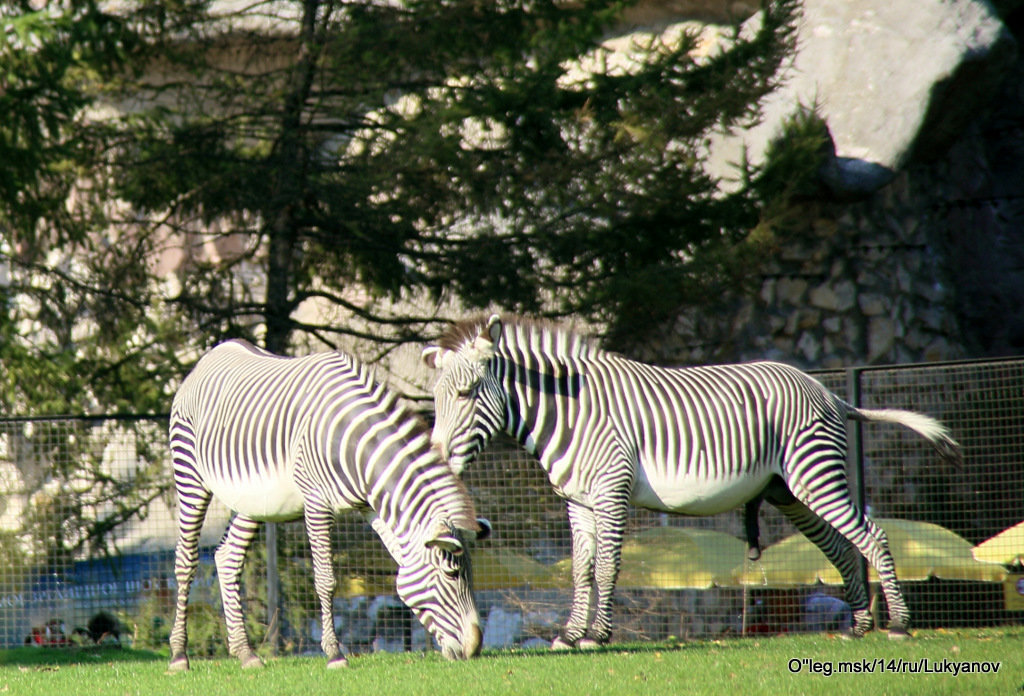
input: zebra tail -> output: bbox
[847,406,963,468]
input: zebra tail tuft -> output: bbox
[848,407,963,469]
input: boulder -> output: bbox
[707,0,1017,198]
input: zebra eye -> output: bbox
[436,550,461,576]
[456,384,477,399]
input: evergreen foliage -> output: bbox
[3,0,812,413]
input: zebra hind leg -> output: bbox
[770,496,871,637]
[821,513,909,639]
[862,517,910,639]
[214,514,264,669]
[785,475,910,639]
[305,507,348,668]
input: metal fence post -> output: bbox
[845,367,873,621]
[265,522,281,655]
[845,367,866,514]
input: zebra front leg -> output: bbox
[168,478,211,672]
[582,491,629,648]
[305,507,348,668]
[553,501,597,650]
[214,514,264,669]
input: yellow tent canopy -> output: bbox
[971,521,1024,566]
[553,526,746,590]
[734,518,1007,587]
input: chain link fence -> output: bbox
[0,357,1021,656]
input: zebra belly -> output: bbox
[630,465,773,515]
[205,471,308,522]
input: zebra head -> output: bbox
[422,314,504,475]
[375,516,491,659]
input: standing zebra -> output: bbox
[422,314,961,648]
[169,340,489,671]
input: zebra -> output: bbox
[168,339,489,671]
[421,314,961,648]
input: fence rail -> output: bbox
[0,357,1021,654]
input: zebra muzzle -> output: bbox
[463,620,482,658]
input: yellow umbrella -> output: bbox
[553,527,746,589]
[734,531,845,587]
[972,521,1024,566]
[339,572,397,598]
[471,548,568,590]
[336,541,399,598]
[735,518,1007,587]
[340,546,568,595]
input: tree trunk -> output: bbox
[263,0,321,355]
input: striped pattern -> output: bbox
[169,340,485,671]
[423,314,961,646]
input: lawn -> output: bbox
[1,628,1020,696]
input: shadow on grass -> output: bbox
[480,639,707,661]
[0,645,164,666]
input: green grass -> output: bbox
[2,628,1021,696]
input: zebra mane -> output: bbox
[441,473,482,533]
[439,313,600,362]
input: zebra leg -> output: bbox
[769,495,871,636]
[553,500,597,650]
[168,458,212,672]
[214,514,264,668]
[304,506,347,668]
[583,491,630,647]
[862,515,910,638]
[789,467,910,639]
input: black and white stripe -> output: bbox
[423,314,960,646]
[169,340,487,671]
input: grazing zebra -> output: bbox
[168,340,489,671]
[422,314,961,647]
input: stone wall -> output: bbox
[636,179,967,369]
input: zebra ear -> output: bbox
[452,517,490,543]
[484,314,502,345]
[426,520,465,555]
[470,315,501,358]
[421,346,451,370]
[426,533,465,555]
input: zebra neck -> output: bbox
[367,452,473,548]
[501,358,582,464]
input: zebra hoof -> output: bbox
[550,636,575,651]
[327,655,349,669]
[887,627,911,641]
[167,655,190,673]
[240,653,264,669]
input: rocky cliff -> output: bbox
[617,0,1024,367]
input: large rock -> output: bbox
[708,0,1017,197]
